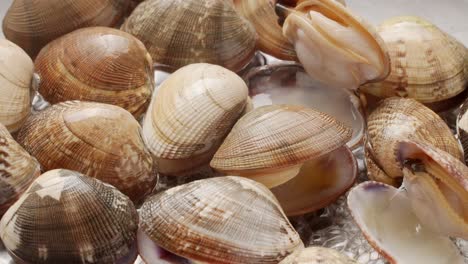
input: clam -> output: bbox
[34,27,154,119]
[0,123,41,216]
[121,0,257,72]
[280,247,357,264]
[16,101,155,204]
[397,140,468,239]
[361,16,468,104]
[366,97,462,186]
[0,39,33,133]
[277,0,390,89]
[3,0,130,58]
[138,176,304,264]
[0,169,138,264]
[456,99,468,164]
[142,63,248,176]
[348,181,464,264]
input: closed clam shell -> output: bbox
[3,0,130,58]
[397,140,468,239]
[280,247,357,264]
[142,63,248,176]
[0,39,33,132]
[34,27,154,119]
[211,104,352,188]
[0,123,40,216]
[138,176,303,264]
[279,0,390,90]
[16,101,155,204]
[0,169,138,264]
[121,0,257,72]
[366,97,462,186]
[361,16,468,103]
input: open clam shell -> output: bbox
[142,63,248,176]
[348,181,464,264]
[397,140,468,239]
[0,39,33,133]
[16,101,155,204]
[138,176,303,264]
[211,104,352,188]
[0,169,138,264]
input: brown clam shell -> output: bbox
[35,27,154,119]
[121,0,257,72]
[16,101,155,204]
[3,0,130,58]
[0,169,138,264]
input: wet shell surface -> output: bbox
[121,0,257,72]
[211,104,352,188]
[34,27,154,119]
[0,169,139,264]
[0,39,33,133]
[366,97,462,186]
[2,0,130,58]
[0,123,40,216]
[138,176,303,264]
[397,140,468,239]
[16,101,155,204]
[279,0,390,89]
[280,247,357,264]
[348,181,464,264]
[361,16,468,103]
[142,63,248,176]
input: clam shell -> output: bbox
[348,181,464,264]
[280,0,390,89]
[211,104,352,188]
[280,247,357,264]
[361,16,468,103]
[138,176,303,264]
[367,97,462,186]
[397,140,468,239]
[0,39,33,133]
[2,0,130,58]
[0,169,138,264]
[34,27,154,119]
[142,63,248,176]
[0,123,40,216]
[121,0,257,72]
[456,99,468,164]
[16,101,155,204]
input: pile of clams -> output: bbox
[0,0,467,263]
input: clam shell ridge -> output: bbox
[139,176,303,264]
[0,169,139,264]
[0,39,33,133]
[121,0,257,72]
[16,101,155,204]
[211,104,352,172]
[35,27,154,118]
[367,97,462,185]
[142,63,248,175]
[0,123,40,216]
[2,0,130,58]
[397,140,468,239]
[361,16,468,103]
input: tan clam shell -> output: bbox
[211,104,352,188]
[361,16,468,103]
[34,27,154,119]
[367,97,462,186]
[16,101,155,204]
[121,0,256,72]
[397,140,468,239]
[234,0,297,61]
[0,169,138,264]
[0,39,33,133]
[139,176,303,264]
[2,0,130,59]
[142,63,248,176]
[280,0,390,89]
[0,123,40,216]
[456,98,468,164]
[280,247,357,264]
